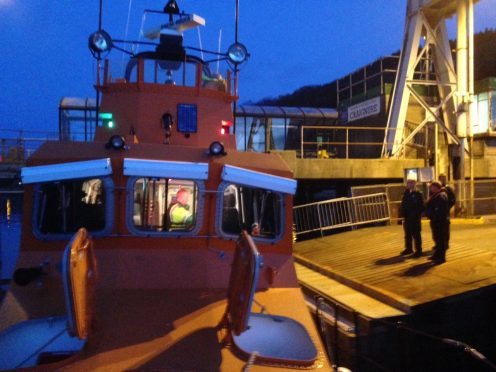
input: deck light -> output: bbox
[220,120,233,135]
[220,120,232,136]
[227,42,248,64]
[88,30,113,54]
[99,112,114,129]
[209,141,226,156]
[106,135,126,150]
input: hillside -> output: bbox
[258,29,496,108]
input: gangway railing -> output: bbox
[352,180,496,219]
[293,193,390,237]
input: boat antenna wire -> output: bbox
[98,0,103,30]
[120,0,134,75]
[217,28,222,74]
[136,11,147,55]
[196,27,205,61]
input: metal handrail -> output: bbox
[300,124,428,159]
[300,125,397,159]
[293,193,390,236]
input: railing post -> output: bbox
[352,198,359,227]
[346,199,355,229]
[137,58,144,89]
[346,128,349,159]
[384,193,392,224]
[353,311,362,371]
[317,202,324,237]
[300,125,304,159]
[334,303,340,368]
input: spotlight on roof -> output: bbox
[105,135,126,150]
[88,30,113,54]
[227,42,249,64]
[209,141,226,156]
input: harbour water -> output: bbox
[0,193,22,292]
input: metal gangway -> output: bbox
[293,193,390,238]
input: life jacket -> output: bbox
[169,203,192,225]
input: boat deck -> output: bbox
[294,220,496,314]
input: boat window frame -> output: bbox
[125,176,206,237]
[32,176,115,240]
[216,181,285,243]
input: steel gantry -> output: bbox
[382,0,477,180]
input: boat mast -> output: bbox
[232,0,240,134]
[95,0,104,137]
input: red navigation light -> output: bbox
[221,120,233,135]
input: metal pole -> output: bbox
[468,0,475,216]
[346,128,349,159]
[456,0,469,213]
[300,126,304,158]
[232,0,240,135]
[95,0,104,130]
[435,122,439,180]
[317,203,323,238]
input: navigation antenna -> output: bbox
[164,0,180,23]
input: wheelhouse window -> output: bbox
[132,178,198,232]
[221,184,282,239]
[36,178,108,235]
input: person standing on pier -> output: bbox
[425,181,450,264]
[438,174,456,212]
[400,178,424,258]
[439,173,456,250]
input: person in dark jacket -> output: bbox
[400,179,424,257]
[438,174,456,211]
[425,181,450,264]
[439,173,456,250]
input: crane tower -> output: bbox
[383,0,476,181]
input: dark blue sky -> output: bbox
[1,0,495,133]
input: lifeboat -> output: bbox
[0,2,331,370]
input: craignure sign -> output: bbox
[347,96,381,122]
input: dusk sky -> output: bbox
[1,0,496,134]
